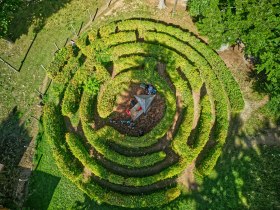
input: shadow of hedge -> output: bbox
[25,170,61,210]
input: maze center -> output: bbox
[108,82,166,137]
[44,18,244,208]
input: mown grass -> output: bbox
[0,0,102,123]
[25,131,94,210]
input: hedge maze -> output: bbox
[44,18,244,208]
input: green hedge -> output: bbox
[62,62,109,117]
[61,79,83,117]
[82,125,190,186]
[47,46,73,79]
[196,142,224,176]
[97,74,130,118]
[43,103,82,181]
[43,19,246,208]
[188,94,214,162]
[114,55,157,75]
[65,132,126,184]
[192,95,213,151]
[91,68,176,148]
[81,179,181,208]
[87,133,167,168]
[44,104,181,207]
[47,46,82,84]
[115,19,244,112]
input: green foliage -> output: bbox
[62,66,98,117]
[188,0,280,116]
[87,133,167,168]
[47,46,72,78]
[62,80,83,117]
[191,95,213,151]
[0,0,22,37]
[65,133,125,185]
[83,180,181,208]
[84,77,100,95]
[43,103,82,180]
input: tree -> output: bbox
[172,0,179,16]
[158,0,166,10]
[188,0,280,117]
[0,0,22,37]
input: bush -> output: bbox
[62,79,83,117]
[81,179,180,208]
[84,77,100,95]
[43,103,82,181]
[47,46,78,83]
[65,132,125,185]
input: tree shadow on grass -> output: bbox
[160,116,280,210]
[7,0,72,41]
[0,106,32,208]
[25,170,61,210]
[71,193,143,210]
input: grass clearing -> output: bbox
[0,0,103,122]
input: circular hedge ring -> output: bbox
[44,18,244,208]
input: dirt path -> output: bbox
[236,127,280,149]
[192,91,201,129]
[177,160,198,191]
[218,48,269,122]
[15,75,49,206]
[218,47,279,150]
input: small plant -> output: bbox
[84,77,100,94]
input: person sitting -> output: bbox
[147,84,153,95]
[130,99,137,107]
[147,84,157,95]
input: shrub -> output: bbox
[65,132,125,185]
[84,77,100,95]
[43,103,82,180]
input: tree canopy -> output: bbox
[188,0,280,117]
[0,0,22,37]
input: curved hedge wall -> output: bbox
[44,18,244,208]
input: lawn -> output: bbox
[25,130,122,210]
[0,0,103,122]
